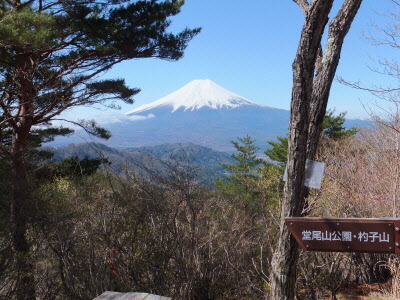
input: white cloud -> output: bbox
[39,110,156,130]
[83,111,155,124]
[95,111,127,124]
[127,114,155,121]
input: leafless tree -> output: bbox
[339,0,400,217]
[270,0,363,299]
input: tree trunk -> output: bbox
[12,144,36,300]
[11,52,36,300]
[270,2,333,299]
[307,0,363,160]
[269,0,362,299]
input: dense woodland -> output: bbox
[1,111,400,299]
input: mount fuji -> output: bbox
[52,79,292,151]
[126,79,261,114]
[50,79,367,151]
[120,79,290,151]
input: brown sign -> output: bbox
[285,217,400,253]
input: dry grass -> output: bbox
[386,257,400,299]
[364,293,399,300]
[316,283,394,300]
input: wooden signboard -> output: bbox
[285,217,400,253]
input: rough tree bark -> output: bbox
[12,52,37,300]
[269,1,363,299]
[307,0,363,159]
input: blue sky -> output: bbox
[61,0,398,124]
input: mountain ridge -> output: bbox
[50,80,370,151]
[126,79,263,115]
[47,142,235,183]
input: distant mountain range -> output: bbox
[50,79,369,151]
[48,142,236,183]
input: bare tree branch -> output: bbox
[271,0,363,299]
[292,0,309,14]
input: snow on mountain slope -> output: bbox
[126,79,262,115]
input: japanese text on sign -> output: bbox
[301,230,390,243]
[285,217,398,253]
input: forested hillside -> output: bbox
[2,116,400,299]
[47,142,235,183]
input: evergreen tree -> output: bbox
[323,109,357,139]
[265,136,288,166]
[217,135,264,209]
[0,1,200,298]
[265,109,357,165]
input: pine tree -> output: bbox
[323,109,357,139]
[217,135,264,209]
[265,110,357,166]
[265,136,288,166]
[0,1,200,299]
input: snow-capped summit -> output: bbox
[126,79,261,115]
